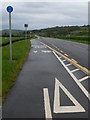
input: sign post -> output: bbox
[7,6,13,61]
[24,24,28,40]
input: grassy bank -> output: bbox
[2,39,30,101]
[57,36,89,44]
[0,47,2,105]
[2,37,25,45]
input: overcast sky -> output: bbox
[1,1,89,30]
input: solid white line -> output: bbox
[71,69,79,73]
[54,78,85,113]
[79,76,90,82]
[66,63,72,67]
[53,51,90,100]
[43,88,52,119]
[62,59,66,62]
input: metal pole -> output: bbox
[9,12,12,61]
[26,27,27,40]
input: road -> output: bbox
[2,37,90,119]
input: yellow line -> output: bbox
[40,42,90,75]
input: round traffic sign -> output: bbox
[7,6,13,13]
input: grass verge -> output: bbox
[52,36,90,44]
[2,39,31,101]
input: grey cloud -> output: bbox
[2,2,88,30]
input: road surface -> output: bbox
[2,37,90,119]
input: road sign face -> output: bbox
[7,6,13,13]
[24,24,28,28]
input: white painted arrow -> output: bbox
[33,51,37,53]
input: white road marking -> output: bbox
[79,76,90,82]
[54,78,85,113]
[71,69,80,73]
[64,54,68,57]
[41,50,52,53]
[33,51,37,53]
[61,50,63,53]
[32,45,46,49]
[62,59,66,62]
[43,88,52,119]
[53,51,90,100]
[66,63,72,67]
[59,57,62,59]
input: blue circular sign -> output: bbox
[7,6,13,13]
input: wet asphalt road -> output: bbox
[2,38,89,119]
[40,37,89,69]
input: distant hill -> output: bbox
[1,25,89,37]
[32,25,88,37]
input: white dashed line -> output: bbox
[53,51,90,100]
[71,69,80,73]
[60,50,63,53]
[41,50,52,53]
[43,88,52,120]
[66,63,72,67]
[54,78,85,113]
[64,54,68,57]
[62,59,66,62]
[79,76,90,82]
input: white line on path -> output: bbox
[71,69,80,73]
[79,76,90,82]
[53,51,90,100]
[41,50,52,53]
[54,78,85,113]
[62,59,66,62]
[43,88,52,120]
[66,63,72,67]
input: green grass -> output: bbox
[0,37,2,44]
[52,36,90,44]
[0,47,2,105]
[2,39,30,101]
[1,37,25,45]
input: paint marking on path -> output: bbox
[62,59,66,62]
[64,54,68,57]
[53,51,90,100]
[79,76,90,82]
[33,51,37,53]
[71,69,80,73]
[40,42,90,75]
[54,78,85,113]
[66,63,72,67]
[43,88,52,120]
[41,50,52,53]
[60,50,63,53]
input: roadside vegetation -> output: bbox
[2,39,31,101]
[0,47,2,105]
[2,37,25,45]
[0,37,2,44]
[32,25,89,44]
[52,36,89,44]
